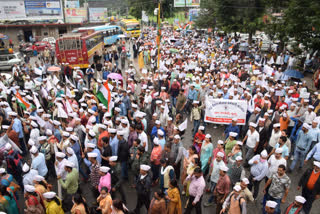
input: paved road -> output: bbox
[6,47,319,214]
[14,122,318,214]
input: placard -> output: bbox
[275,90,284,97]
[204,98,247,125]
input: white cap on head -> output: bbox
[241,178,249,185]
[174,135,181,139]
[140,164,151,171]
[199,126,205,130]
[205,134,211,138]
[0,168,5,174]
[273,123,280,128]
[31,121,38,127]
[295,196,306,204]
[65,161,74,168]
[46,129,52,136]
[236,156,243,161]
[220,165,229,172]
[153,138,159,145]
[266,201,277,208]
[249,122,257,128]
[261,150,268,158]
[62,131,70,137]
[22,163,30,172]
[56,152,66,158]
[43,192,57,199]
[109,156,118,162]
[38,136,47,141]
[217,152,224,157]
[30,146,38,154]
[100,166,110,173]
[303,123,310,130]
[33,175,45,182]
[314,161,320,168]
[87,152,98,158]
[25,185,36,193]
[157,129,164,136]
[155,120,161,125]
[275,148,283,154]
[236,141,243,146]
[233,185,241,192]
[89,130,96,137]
[229,132,238,137]
[217,140,224,145]
[86,143,96,148]
[66,147,74,155]
[66,127,73,132]
[70,135,79,141]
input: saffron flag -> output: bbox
[96,82,113,113]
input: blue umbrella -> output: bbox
[283,69,304,79]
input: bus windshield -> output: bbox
[126,23,140,31]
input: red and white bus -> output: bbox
[56,30,104,69]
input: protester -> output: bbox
[1,27,320,214]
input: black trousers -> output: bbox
[248,174,262,199]
[174,161,181,181]
[302,187,315,214]
[111,185,126,204]
[134,193,150,214]
[184,196,202,214]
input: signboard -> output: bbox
[24,0,63,20]
[89,8,108,23]
[142,10,149,23]
[189,8,200,21]
[174,0,200,7]
[65,0,79,8]
[64,8,87,23]
[204,98,248,125]
[0,1,26,20]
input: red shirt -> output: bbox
[193,132,205,152]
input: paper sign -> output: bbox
[204,98,248,125]
[275,90,284,97]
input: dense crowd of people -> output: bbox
[0,26,320,214]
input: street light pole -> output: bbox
[157,0,161,69]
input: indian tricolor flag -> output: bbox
[97,82,113,113]
[16,91,30,110]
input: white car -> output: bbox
[42,37,56,46]
[0,52,23,71]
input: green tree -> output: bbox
[283,0,320,51]
[196,0,266,44]
[128,0,176,19]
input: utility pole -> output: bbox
[184,0,187,19]
[156,0,161,69]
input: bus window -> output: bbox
[58,40,64,50]
[72,40,76,49]
[76,40,82,49]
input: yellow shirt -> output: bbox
[46,198,64,214]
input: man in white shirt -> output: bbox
[243,122,260,165]
[267,148,287,179]
[137,125,148,152]
[303,105,316,124]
